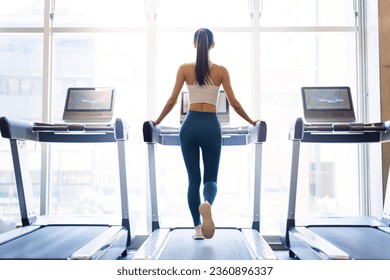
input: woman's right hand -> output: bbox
[251,119,260,126]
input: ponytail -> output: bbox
[194,28,214,86]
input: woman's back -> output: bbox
[181,63,225,113]
[181,63,224,87]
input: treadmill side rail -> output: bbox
[70,226,128,260]
[0,226,41,246]
[132,229,171,260]
[378,227,390,234]
[289,227,350,260]
[241,229,277,260]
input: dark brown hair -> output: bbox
[193,28,214,85]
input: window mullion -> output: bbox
[251,0,261,119]
[146,0,157,120]
[40,0,54,215]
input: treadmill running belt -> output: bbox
[158,229,253,260]
[309,226,390,260]
[0,225,109,259]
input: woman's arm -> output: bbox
[153,65,185,125]
[221,66,258,125]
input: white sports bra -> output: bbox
[187,63,220,106]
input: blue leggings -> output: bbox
[179,112,222,227]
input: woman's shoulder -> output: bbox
[180,62,226,70]
[210,63,227,70]
[180,62,196,67]
[210,63,228,75]
[178,62,195,72]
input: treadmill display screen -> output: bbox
[301,86,356,123]
[62,87,116,123]
[303,87,352,110]
[65,88,114,112]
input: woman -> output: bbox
[152,28,257,239]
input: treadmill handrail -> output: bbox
[289,117,390,143]
[0,117,37,141]
[0,116,128,143]
[143,120,267,145]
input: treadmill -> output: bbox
[281,86,390,260]
[133,113,276,260]
[0,89,133,260]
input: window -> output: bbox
[0,1,381,238]
[0,0,43,27]
[157,0,250,28]
[50,29,148,226]
[260,0,355,27]
[53,0,146,28]
[259,2,360,234]
[0,0,44,226]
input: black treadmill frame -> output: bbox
[0,116,133,259]
[281,117,390,259]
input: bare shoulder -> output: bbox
[180,62,195,69]
[177,62,194,74]
[211,63,228,74]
